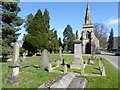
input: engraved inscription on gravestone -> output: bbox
[74,44,82,59]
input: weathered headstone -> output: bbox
[81,64,84,76]
[58,46,63,64]
[85,60,88,64]
[6,43,21,84]
[22,52,26,62]
[101,66,106,76]
[12,43,20,66]
[70,30,84,69]
[40,49,49,69]
[88,52,95,65]
[64,65,67,74]
[48,63,52,72]
[57,60,60,67]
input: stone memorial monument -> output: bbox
[58,46,63,64]
[40,49,49,69]
[6,42,21,84]
[70,30,84,69]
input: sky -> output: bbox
[17,2,119,41]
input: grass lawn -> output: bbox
[1,54,119,88]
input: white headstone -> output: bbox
[81,64,84,76]
[12,43,20,65]
[64,65,67,74]
[22,52,26,62]
[48,63,52,72]
[12,67,19,77]
[40,49,49,69]
[102,66,106,76]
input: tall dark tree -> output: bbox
[23,9,52,54]
[58,37,62,47]
[2,1,24,59]
[24,13,34,32]
[63,25,75,51]
[108,28,114,52]
[47,29,59,53]
[43,9,50,31]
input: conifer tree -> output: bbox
[108,28,114,52]
[2,1,24,59]
[63,25,75,51]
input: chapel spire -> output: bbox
[85,2,92,24]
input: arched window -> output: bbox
[86,31,91,39]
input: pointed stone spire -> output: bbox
[85,2,92,24]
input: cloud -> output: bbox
[59,28,64,32]
[107,18,120,24]
[104,16,120,25]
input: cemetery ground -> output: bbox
[1,54,119,88]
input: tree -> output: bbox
[47,29,59,53]
[63,25,75,51]
[24,13,34,32]
[2,1,24,59]
[107,28,114,52]
[58,37,62,47]
[23,9,53,54]
[94,23,108,49]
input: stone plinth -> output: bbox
[70,40,83,69]
[6,65,21,85]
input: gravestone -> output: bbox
[40,49,49,69]
[22,52,26,62]
[64,65,67,74]
[48,63,52,72]
[6,43,21,84]
[81,64,85,76]
[101,66,106,76]
[88,51,95,65]
[12,43,20,66]
[57,60,60,67]
[70,30,84,69]
[58,46,63,64]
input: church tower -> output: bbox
[82,2,100,54]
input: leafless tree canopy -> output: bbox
[94,23,108,49]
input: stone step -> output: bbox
[68,78,87,88]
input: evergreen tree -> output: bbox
[43,9,50,31]
[47,29,59,53]
[63,25,75,51]
[59,37,62,47]
[23,9,51,54]
[2,2,24,59]
[24,13,34,32]
[108,28,114,52]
